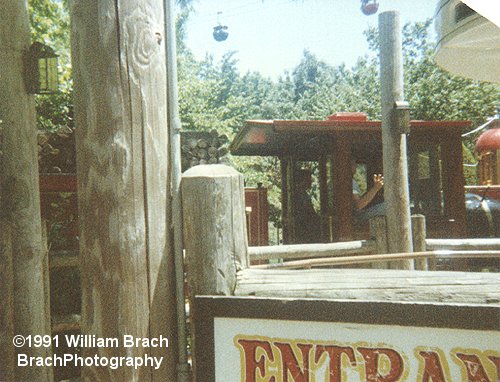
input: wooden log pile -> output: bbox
[181,130,229,171]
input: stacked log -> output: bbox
[181,130,229,171]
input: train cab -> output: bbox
[230,112,471,244]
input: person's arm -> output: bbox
[353,174,384,211]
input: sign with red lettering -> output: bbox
[194,296,499,382]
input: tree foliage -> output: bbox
[29,3,499,206]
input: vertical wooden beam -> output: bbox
[182,164,248,380]
[286,157,296,243]
[280,157,289,244]
[379,11,413,269]
[331,133,352,241]
[441,133,467,237]
[412,215,427,270]
[369,216,389,269]
[70,1,176,380]
[0,2,53,380]
[0,223,14,381]
[319,155,329,242]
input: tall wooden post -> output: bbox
[0,2,53,381]
[0,224,14,380]
[331,133,352,241]
[379,11,413,269]
[70,1,177,380]
[182,164,249,380]
[412,215,428,270]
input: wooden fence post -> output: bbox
[369,215,389,269]
[0,2,53,380]
[412,215,428,270]
[70,1,177,379]
[182,164,249,378]
[182,164,249,295]
[0,222,14,381]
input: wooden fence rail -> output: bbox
[251,250,500,270]
[426,238,500,251]
[249,240,376,261]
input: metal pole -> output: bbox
[379,11,414,269]
[164,0,190,380]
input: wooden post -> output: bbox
[412,215,427,270]
[182,164,249,379]
[0,2,53,380]
[319,155,329,242]
[369,216,389,269]
[0,223,14,380]
[70,1,177,380]
[441,132,467,237]
[379,11,413,269]
[280,157,289,243]
[182,164,249,295]
[286,157,296,243]
[331,134,352,241]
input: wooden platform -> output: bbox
[236,268,500,305]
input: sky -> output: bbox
[184,0,439,79]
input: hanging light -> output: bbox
[213,11,229,42]
[361,0,379,16]
[213,25,229,42]
[26,42,58,94]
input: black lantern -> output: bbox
[26,42,58,94]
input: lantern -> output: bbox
[27,42,58,94]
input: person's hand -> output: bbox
[373,174,384,191]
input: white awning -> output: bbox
[435,0,500,83]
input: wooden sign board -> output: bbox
[194,296,499,381]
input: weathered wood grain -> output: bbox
[0,1,52,380]
[182,164,248,380]
[182,165,248,296]
[426,238,500,251]
[412,214,428,270]
[236,268,500,305]
[379,11,413,269]
[70,1,176,380]
[0,223,14,380]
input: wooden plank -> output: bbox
[0,1,53,380]
[426,238,500,250]
[235,268,500,305]
[52,314,81,333]
[70,1,175,379]
[248,240,376,261]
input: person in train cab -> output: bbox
[294,169,322,243]
[352,161,386,221]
